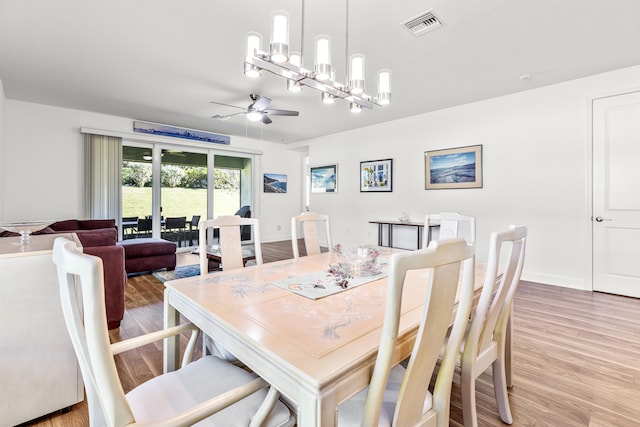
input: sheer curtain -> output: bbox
[83,133,122,220]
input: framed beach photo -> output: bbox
[310,164,338,193]
[360,159,392,192]
[263,173,287,193]
[425,144,483,189]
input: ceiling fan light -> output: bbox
[270,11,289,63]
[246,110,263,122]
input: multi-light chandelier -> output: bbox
[243,0,391,112]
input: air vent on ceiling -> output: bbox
[402,10,443,36]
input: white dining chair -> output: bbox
[445,224,527,427]
[51,236,294,427]
[338,238,476,427]
[290,212,333,258]
[199,215,263,361]
[199,215,263,275]
[424,212,476,248]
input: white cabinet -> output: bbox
[0,234,84,426]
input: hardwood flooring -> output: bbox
[22,241,640,426]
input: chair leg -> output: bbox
[492,357,513,424]
[460,368,479,427]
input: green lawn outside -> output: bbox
[122,187,240,220]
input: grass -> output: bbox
[122,187,240,220]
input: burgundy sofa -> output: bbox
[117,237,177,274]
[46,219,127,329]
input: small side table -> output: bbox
[369,220,426,249]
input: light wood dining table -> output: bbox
[163,248,506,426]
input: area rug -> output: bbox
[152,264,200,283]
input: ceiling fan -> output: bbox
[211,94,299,124]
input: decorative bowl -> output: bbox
[0,220,54,245]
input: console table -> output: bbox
[369,220,427,249]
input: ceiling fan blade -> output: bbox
[209,101,245,110]
[252,96,272,111]
[211,111,246,120]
[261,114,273,124]
[264,109,299,116]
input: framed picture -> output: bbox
[310,164,338,193]
[263,173,287,193]
[360,159,393,192]
[133,121,230,145]
[425,144,483,189]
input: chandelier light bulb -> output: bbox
[349,54,365,95]
[287,52,303,92]
[322,92,336,104]
[270,11,289,63]
[314,35,332,81]
[377,69,391,105]
[244,32,262,78]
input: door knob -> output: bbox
[594,216,612,222]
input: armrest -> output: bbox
[111,323,200,367]
[164,377,269,427]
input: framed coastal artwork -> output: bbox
[360,158,392,192]
[424,144,483,189]
[310,164,337,193]
[263,173,287,193]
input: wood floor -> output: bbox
[22,241,640,426]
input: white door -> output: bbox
[593,90,640,297]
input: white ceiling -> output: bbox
[1,0,639,144]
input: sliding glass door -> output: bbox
[122,142,255,249]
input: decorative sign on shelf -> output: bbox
[133,121,230,145]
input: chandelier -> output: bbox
[243,0,391,112]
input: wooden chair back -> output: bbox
[425,212,476,247]
[361,238,476,427]
[52,237,134,426]
[199,215,263,274]
[290,212,333,258]
[459,224,527,426]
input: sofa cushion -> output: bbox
[117,238,177,258]
[75,228,117,247]
[33,226,55,235]
[78,219,116,230]
[49,219,81,231]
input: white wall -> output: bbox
[0,77,5,220]
[304,64,640,290]
[2,100,303,241]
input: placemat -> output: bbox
[267,263,389,300]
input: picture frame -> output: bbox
[360,158,393,192]
[133,120,230,145]
[263,173,287,193]
[310,164,338,193]
[425,144,483,190]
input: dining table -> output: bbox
[163,247,509,426]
